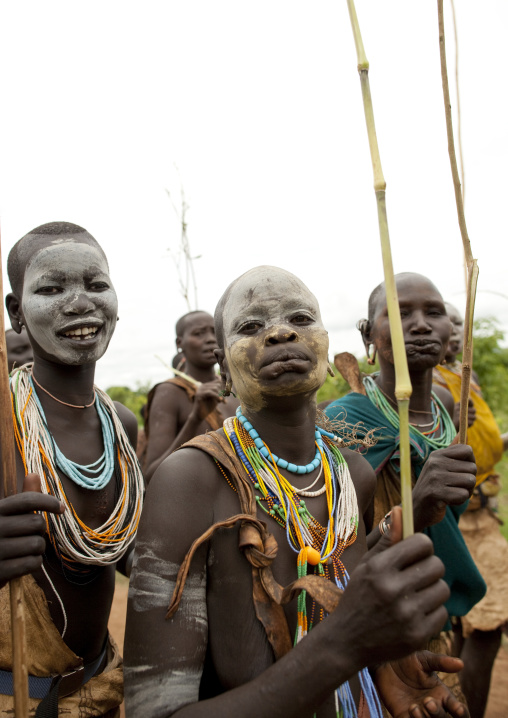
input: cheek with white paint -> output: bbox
[21,242,118,365]
[226,326,329,412]
[226,336,266,412]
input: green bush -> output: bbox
[106,384,149,426]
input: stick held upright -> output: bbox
[437,0,479,447]
[0,229,29,717]
[346,0,414,537]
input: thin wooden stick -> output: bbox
[154,355,201,386]
[0,229,29,715]
[346,0,414,538]
[437,0,479,445]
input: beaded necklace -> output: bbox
[10,365,144,581]
[223,415,383,718]
[364,375,456,446]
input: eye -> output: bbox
[238,321,263,334]
[89,282,109,291]
[290,313,314,325]
[36,286,61,295]
[427,308,444,317]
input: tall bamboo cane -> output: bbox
[437,0,479,446]
[0,229,29,716]
[346,0,414,537]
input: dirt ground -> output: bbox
[108,575,508,717]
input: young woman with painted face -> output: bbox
[0,222,144,717]
[125,266,472,718]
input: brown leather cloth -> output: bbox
[167,430,344,660]
[0,575,123,717]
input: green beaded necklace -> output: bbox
[364,375,456,448]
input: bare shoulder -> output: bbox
[145,447,222,529]
[338,446,377,514]
[112,400,139,449]
[150,381,188,411]
[432,384,455,416]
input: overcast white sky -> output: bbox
[1,1,506,390]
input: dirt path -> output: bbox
[484,637,508,718]
[108,576,508,717]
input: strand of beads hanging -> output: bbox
[29,374,114,491]
[10,365,144,579]
[236,406,323,474]
[223,415,382,718]
[364,374,456,448]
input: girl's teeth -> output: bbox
[64,327,98,339]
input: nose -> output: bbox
[409,310,432,333]
[205,329,217,345]
[64,292,95,315]
[265,325,298,345]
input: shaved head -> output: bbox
[7,222,107,298]
[214,266,319,350]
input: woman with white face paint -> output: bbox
[0,222,144,717]
[125,266,471,718]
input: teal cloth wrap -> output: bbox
[325,392,486,620]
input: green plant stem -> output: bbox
[347,0,414,537]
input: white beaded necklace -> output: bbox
[11,365,144,568]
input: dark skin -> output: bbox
[5,327,33,372]
[361,274,477,546]
[0,237,138,664]
[125,267,469,718]
[144,312,238,482]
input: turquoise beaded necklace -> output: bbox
[236,406,324,474]
[29,374,115,491]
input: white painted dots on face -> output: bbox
[21,240,118,366]
[222,267,329,412]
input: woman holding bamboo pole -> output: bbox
[0,222,144,716]
[325,272,486,699]
[125,265,471,718]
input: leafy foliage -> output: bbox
[106,384,149,426]
[470,318,508,431]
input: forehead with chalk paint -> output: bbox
[222,266,323,344]
[219,266,329,411]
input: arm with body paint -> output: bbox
[124,448,456,718]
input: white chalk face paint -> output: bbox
[21,240,118,366]
[222,266,329,412]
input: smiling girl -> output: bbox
[0,222,144,717]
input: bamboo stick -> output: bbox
[346,0,414,537]
[437,0,479,445]
[154,355,201,386]
[0,229,29,715]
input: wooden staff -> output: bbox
[346,0,414,537]
[437,0,479,445]
[0,230,29,716]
